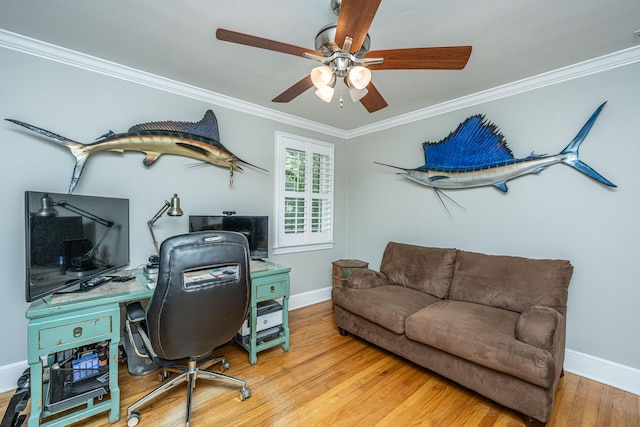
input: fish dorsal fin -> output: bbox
[129,110,220,142]
[422,115,514,169]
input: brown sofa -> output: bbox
[332,242,573,426]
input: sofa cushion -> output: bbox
[380,242,456,299]
[347,268,389,289]
[405,300,557,388]
[332,285,440,335]
[449,250,573,314]
[516,306,562,351]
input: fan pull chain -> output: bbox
[229,167,234,187]
[339,86,344,108]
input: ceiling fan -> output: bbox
[216,0,472,113]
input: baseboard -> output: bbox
[0,360,28,394]
[4,288,637,397]
[288,286,332,311]
[564,349,640,395]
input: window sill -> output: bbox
[273,242,335,255]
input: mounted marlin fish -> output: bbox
[376,102,615,199]
[5,110,266,193]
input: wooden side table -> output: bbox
[332,259,369,288]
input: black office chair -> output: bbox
[124,231,252,427]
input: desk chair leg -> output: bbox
[127,370,189,426]
[126,359,250,426]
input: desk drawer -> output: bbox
[39,316,112,351]
[255,280,287,300]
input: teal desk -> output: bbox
[26,261,290,426]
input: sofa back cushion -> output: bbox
[380,242,456,298]
[449,250,573,314]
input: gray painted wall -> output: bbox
[0,47,347,366]
[345,62,640,369]
[1,44,638,382]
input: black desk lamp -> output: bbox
[146,194,183,271]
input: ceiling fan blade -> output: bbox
[335,0,382,52]
[272,75,314,103]
[359,81,388,113]
[216,28,322,57]
[365,46,472,70]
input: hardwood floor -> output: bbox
[2,300,639,426]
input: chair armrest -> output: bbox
[126,301,146,322]
[515,306,562,351]
[347,268,389,289]
[125,302,157,359]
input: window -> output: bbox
[274,132,334,254]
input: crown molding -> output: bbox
[2,29,640,140]
[0,29,347,139]
[346,45,640,138]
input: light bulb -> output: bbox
[310,65,333,88]
[347,66,372,90]
[315,86,335,103]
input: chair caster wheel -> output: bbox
[158,371,170,381]
[127,411,140,426]
[240,387,251,401]
[220,360,230,371]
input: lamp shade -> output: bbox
[315,86,335,103]
[311,65,333,88]
[36,193,59,217]
[349,86,369,103]
[167,194,183,217]
[347,66,372,90]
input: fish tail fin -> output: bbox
[558,102,616,187]
[6,119,91,193]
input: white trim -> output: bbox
[273,242,335,255]
[2,29,639,139]
[288,286,332,311]
[0,29,346,139]
[564,349,640,396]
[346,45,640,138]
[0,360,28,394]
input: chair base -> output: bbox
[126,356,250,427]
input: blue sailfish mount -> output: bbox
[376,102,616,193]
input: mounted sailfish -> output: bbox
[376,102,615,208]
[5,110,267,193]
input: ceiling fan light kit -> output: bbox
[216,0,472,113]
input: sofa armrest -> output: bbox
[347,268,389,289]
[515,306,563,351]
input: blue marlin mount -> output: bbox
[376,102,616,203]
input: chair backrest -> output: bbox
[146,231,251,360]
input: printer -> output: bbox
[236,299,283,345]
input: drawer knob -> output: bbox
[270,286,275,293]
[73,327,83,338]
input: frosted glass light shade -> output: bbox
[349,86,368,102]
[315,85,335,103]
[347,66,372,90]
[311,65,333,88]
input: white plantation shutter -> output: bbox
[274,132,334,253]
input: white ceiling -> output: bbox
[1,0,639,131]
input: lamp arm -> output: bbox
[56,201,114,228]
[147,201,170,253]
[56,201,115,262]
